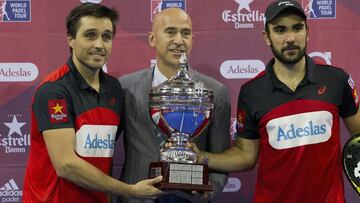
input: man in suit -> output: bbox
[118,8,230,203]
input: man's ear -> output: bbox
[148,32,156,48]
[262,31,271,46]
[67,36,75,49]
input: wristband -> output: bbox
[202,151,209,165]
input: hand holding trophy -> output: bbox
[148,53,213,191]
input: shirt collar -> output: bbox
[266,55,317,92]
[152,64,169,87]
[67,57,109,92]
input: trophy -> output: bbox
[148,53,214,191]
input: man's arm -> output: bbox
[196,137,259,172]
[343,108,360,135]
[43,128,162,198]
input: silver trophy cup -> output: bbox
[148,53,214,191]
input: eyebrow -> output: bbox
[272,22,305,29]
[83,29,113,34]
[164,26,191,31]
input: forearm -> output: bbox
[57,156,134,197]
[197,138,259,172]
[201,147,256,172]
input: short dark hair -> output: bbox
[66,3,119,38]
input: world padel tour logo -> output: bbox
[222,0,264,29]
[0,0,31,22]
[302,0,336,19]
[80,0,102,3]
[151,0,186,21]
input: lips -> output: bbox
[90,52,105,56]
[282,45,299,52]
[169,49,185,53]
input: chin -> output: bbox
[88,63,104,70]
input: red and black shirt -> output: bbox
[23,58,123,203]
[237,56,358,203]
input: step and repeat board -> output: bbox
[0,0,359,202]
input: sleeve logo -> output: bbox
[48,99,68,123]
[236,108,246,133]
[348,76,359,108]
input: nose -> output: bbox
[173,32,183,45]
[94,37,104,49]
[285,32,296,42]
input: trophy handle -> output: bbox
[342,134,360,196]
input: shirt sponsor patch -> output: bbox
[236,108,246,133]
[75,124,117,157]
[348,76,359,108]
[266,111,333,149]
[48,99,68,123]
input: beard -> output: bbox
[270,40,307,65]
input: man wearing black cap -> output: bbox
[189,0,360,202]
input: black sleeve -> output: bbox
[32,82,74,132]
[236,88,259,139]
[339,72,359,118]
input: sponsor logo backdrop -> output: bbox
[0,0,359,202]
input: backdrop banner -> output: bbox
[0,0,359,202]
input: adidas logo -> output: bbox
[0,179,19,191]
[0,179,22,202]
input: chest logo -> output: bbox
[75,124,117,157]
[266,111,333,149]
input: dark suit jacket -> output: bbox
[118,67,230,203]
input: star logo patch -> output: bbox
[48,99,68,123]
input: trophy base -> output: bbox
[149,162,213,192]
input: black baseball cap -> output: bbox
[265,0,306,23]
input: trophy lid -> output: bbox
[149,53,214,109]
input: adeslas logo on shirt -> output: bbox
[277,120,327,141]
[266,111,333,149]
[75,125,117,157]
[84,134,114,149]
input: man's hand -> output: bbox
[130,176,164,199]
[186,142,208,164]
[165,141,206,164]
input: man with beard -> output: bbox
[189,0,360,202]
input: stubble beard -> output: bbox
[270,40,307,65]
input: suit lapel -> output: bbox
[142,67,162,149]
